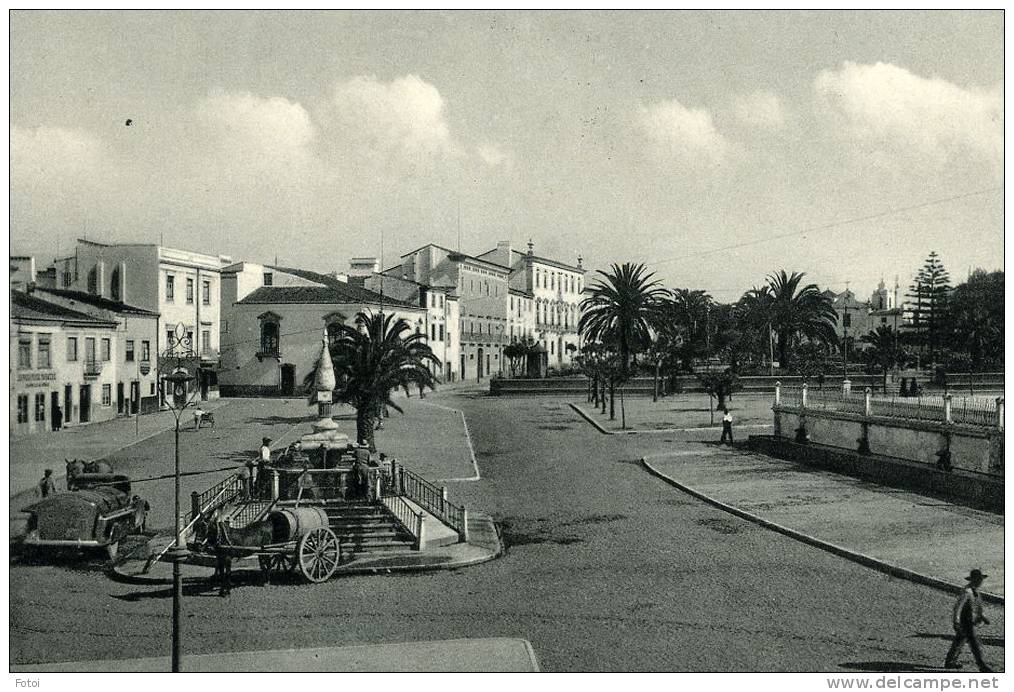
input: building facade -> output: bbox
[477,240,585,369]
[10,290,120,436]
[219,263,427,396]
[53,239,232,400]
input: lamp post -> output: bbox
[158,323,199,673]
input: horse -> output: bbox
[202,510,276,595]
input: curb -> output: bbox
[568,403,770,436]
[420,400,482,482]
[640,453,1004,606]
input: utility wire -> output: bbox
[649,186,1002,268]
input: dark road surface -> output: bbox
[9,391,1005,672]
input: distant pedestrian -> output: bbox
[193,406,205,430]
[52,405,63,431]
[720,408,734,445]
[945,569,993,672]
[38,469,56,498]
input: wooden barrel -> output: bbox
[268,506,329,543]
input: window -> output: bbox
[87,266,98,294]
[101,338,111,361]
[166,274,175,301]
[141,340,150,361]
[102,385,112,407]
[150,382,156,395]
[126,340,135,362]
[111,266,121,301]
[67,337,78,362]
[17,395,29,424]
[439,325,445,341]
[431,324,436,341]
[202,280,211,305]
[202,330,211,353]
[85,337,96,363]
[34,393,46,422]
[37,332,51,368]
[263,272,273,286]
[186,278,194,304]
[18,336,31,369]
[261,321,280,356]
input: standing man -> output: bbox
[53,405,63,432]
[256,438,272,498]
[38,469,56,498]
[193,405,205,430]
[720,408,734,446]
[945,569,993,672]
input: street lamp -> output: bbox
[158,323,199,672]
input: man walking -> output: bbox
[945,569,993,672]
[720,407,734,445]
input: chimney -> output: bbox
[495,240,512,266]
[348,257,380,278]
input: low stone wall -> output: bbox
[773,406,1002,476]
[749,435,1003,513]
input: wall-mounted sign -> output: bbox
[17,372,57,387]
[139,361,151,376]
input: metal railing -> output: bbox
[83,359,103,377]
[396,466,467,541]
[382,495,425,550]
[228,499,275,528]
[950,397,999,427]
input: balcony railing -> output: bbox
[83,360,103,378]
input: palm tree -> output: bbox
[861,325,899,391]
[310,311,440,451]
[737,285,776,371]
[765,270,838,371]
[579,263,668,375]
[663,288,713,369]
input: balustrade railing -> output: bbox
[396,466,468,542]
[382,495,425,550]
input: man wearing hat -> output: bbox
[945,568,993,671]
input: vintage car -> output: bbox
[20,474,148,559]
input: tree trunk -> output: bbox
[620,386,626,429]
[653,361,659,402]
[356,408,377,452]
[716,391,726,410]
[591,374,598,405]
[777,332,790,371]
[609,380,615,420]
[601,380,607,413]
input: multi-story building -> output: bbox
[869,277,907,333]
[53,239,232,400]
[35,287,161,415]
[477,240,585,368]
[10,289,120,435]
[218,263,426,396]
[387,244,509,381]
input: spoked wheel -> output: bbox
[297,527,340,583]
[258,553,296,576]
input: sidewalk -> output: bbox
[642,444,1004,601]
[12,636,540,672]
[9,399,233,498]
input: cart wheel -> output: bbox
[297,527,340,583]
[258,554,296,576]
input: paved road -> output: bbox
[9,390,1004,671]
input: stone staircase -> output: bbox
[325,503,416,561]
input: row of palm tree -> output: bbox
[577,263,843,418]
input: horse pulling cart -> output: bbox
[203,505,342,584]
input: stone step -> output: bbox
[342,538,415,551]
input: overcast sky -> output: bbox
[10,10,1003,300]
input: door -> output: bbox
[200,370,210,400]
[130,381,140,414]
[50,392,59,430]
[281,364,296,396]
[79,385,91,423]
[64,385,73,423]
[477,348,484,380]
[117,382,125,415]
[460,355,465,382]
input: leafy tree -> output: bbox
[503,338,539,378]
[905,251,951,365]
[765,270,838,370]
[860,325,900,390]
[308,311,440,452]
[697,369,741,411]
[945,269,1003,371]
[661,288,713,369]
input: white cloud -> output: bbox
[636,98,733,168]
[322,74,457,159]
[732,90,786,130]
[194,90,316,162]
[476,142,512,168]
[10,125,105,181]
[814,61,1002,171]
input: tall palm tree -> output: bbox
[578,262,668,375]
[765,270,838,370]
[737,285,776,370]
[663,288,713,368]
[309,311,440,451]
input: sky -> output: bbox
[9,10,1004,302]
